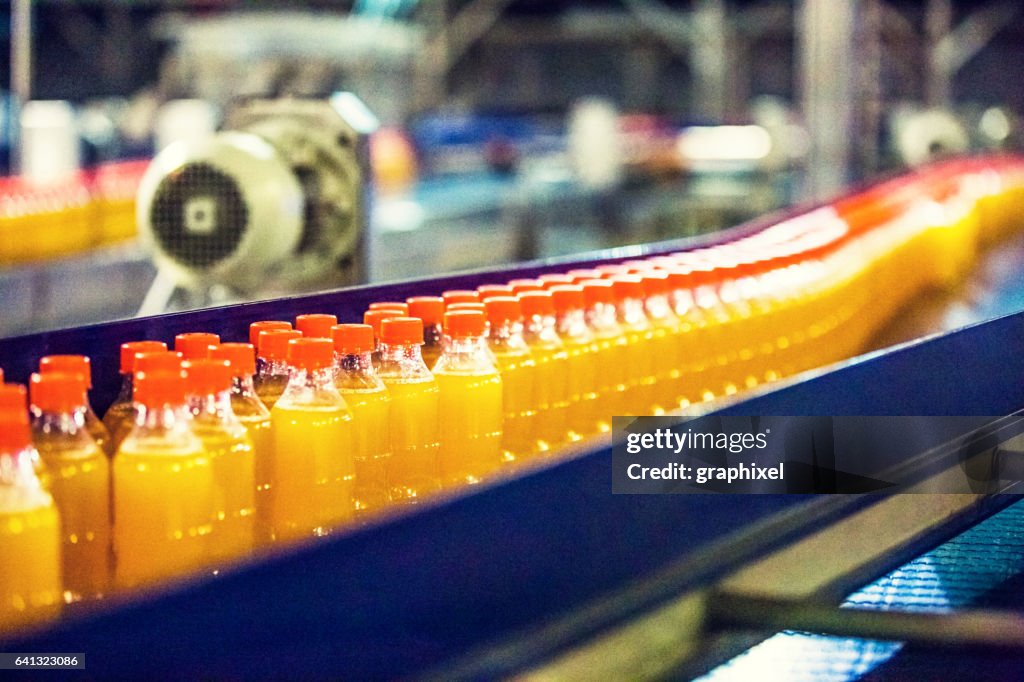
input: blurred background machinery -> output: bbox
[0,0,1022,335]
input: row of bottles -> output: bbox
[4,155,1024,631]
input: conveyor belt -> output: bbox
[700,500,1024,681]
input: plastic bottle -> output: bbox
[29,372,111,603]
[639,271,683,414]
[255,329,302,410]
[269,338,355,541]
[332,324,392,517]
[549,285,600,440]
[295,314,338,340]
[610,275,658,415]
[109,349,184,454]
[376,317,441,503]
[0,384,61,629]
[483,296,539,464]
[38,354,112,456]
[434,310,503,486]
[102,340,167,445]
[113,370,214,590]
[518,291,571,453]
[580,279,630,429]
[175,332,221,361]
[182,359,255,568]
[406,296,445,371]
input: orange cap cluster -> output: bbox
[333,324,375,354]
[364,309,402,339]
[295,314,338,339]
[29,372,87,412]
[120,340,167,374]
[211,343,257,378]
[444,310,486,338]
[477,285,514,300]
[508,279,543,294]
[175,332,221,360]
[134,351,184,374]
[538,274,575,289]
[442,290,480,306]
[368,302,410,315]
[249,320,292,347]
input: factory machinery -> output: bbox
[2,156,1024,678]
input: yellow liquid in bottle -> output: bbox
[113,446,214,590]
[337,387,391,517]
[619,321,657,415]
[528,345,570,454]
[562,338,601,440]
[0,498,62,630]
[490,349,538,463]
[380,379,440,503]
[35,442,111,603]
[435,371,503,486]
[189,426,255,567]
[235,415,273,546]
[268,405,354,543]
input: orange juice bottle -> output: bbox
[519,291,571,452]
[332,324,392,516]
[113,370,214,590]
[434,310,503,486]
[364,309,404,368]
[182,359,255,568]
[377,317,441,503]
[0,385,62,630]
[110,351,185,453]
[269,338,355,541]
[580,279,629,430]
[610,275,658,415]
[175,332,221,361]
[102,340,167,444]
[639,271,682,414]
[550,285,600,440]
[442,290,480,307]
[29,373,111,604]
[368,302,409,315]
[38,355,112,456]
[254,329,302,410]
[406,297,445,370]
[211,343,274,547]
[483,296,538,464]
[295,314,338,339]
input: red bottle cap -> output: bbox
[295,314,338,339]
[518,290,556,317]
[596,263,631,277]
[39,354,93,389]
[332,324,375,354]
[182,359,233,394]
[442,290,480,306]
[580,279,614,306]
[484,296,523,325]
[258,329,303,362]
[368,302,410,315]
[381,317,424,345]
[175,332,221,360]
[0,368,3,383]
[538,274,576,289]
[447,302,486,313]
[133,370,188,408]
[610,275,646,301]
[406,296,445,325]
[134,351,184,374]
[640,271,670,297]
[29,372,87,412]
[211,343,257,378]
[477,284,514,300]
[444,310,486,338]
[119,340,168,374]
[0,385,30,450]
[508,279,543,294]
[549,285,585,313]
[287,338,334,371]
[364,310,402,339]
[249,320,292,347]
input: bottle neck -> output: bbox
[0,446,43,489]
[556,309,591,341]
[231,374,259,398]
[444,335,487,356]
[188,390,240,426]
[337,351,376,376]
[131,403,194,439]
[115,373,133,404]
[523,313,562,346]
[644,293,674,321]
[257,357,290,378]
[380,342,426,365]
[585,302,620,333]
[31,407,92,443]
[488,320,529,352]
[286,366,337,389]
